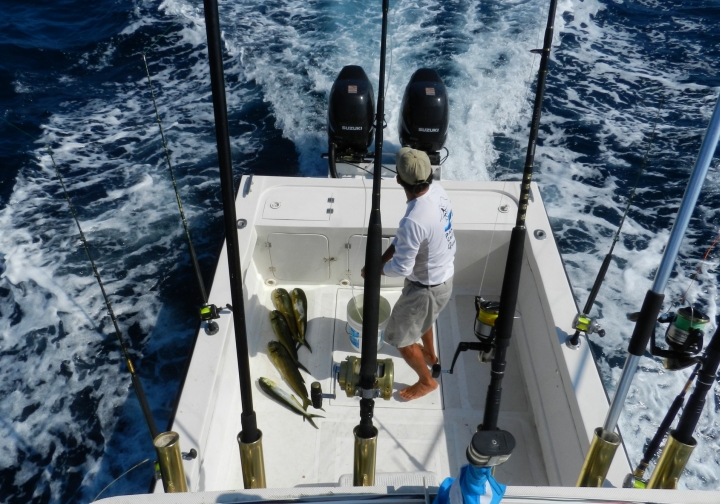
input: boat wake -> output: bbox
[0,0,718,501]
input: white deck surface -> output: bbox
[217,283,549,489]
[160,177,634,495]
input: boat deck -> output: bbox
[195,283,547,490]
[161,177,631,494]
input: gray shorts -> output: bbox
[384,278,453,349]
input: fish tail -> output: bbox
[305,414,324,430]
[303,398,311,411]
[296,360,310,374]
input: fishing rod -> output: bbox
[202,0,265,489]
[577,92,720,487]
[141,52,221,335]
[625,274,711,486]
[567,97,664,349]
[647,322,720,489]
[468,0,557,469]
[624,363,699,488]
[49,146,160,441]
[4,117,188,492]
[353,0,390,487]
[48,147,189,493]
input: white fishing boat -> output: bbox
[96,0,720,502]
[97,173,717,504]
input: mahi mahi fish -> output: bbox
[267,341,311,410]
[258,377,324,429]
[269,309,309,373]
[271,288,299,339]
[290,288,311,352]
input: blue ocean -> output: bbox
[1,0,719,501]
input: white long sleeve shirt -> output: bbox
[383,183,456,285]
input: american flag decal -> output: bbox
[425,87,436,96]
[348,85,358,93]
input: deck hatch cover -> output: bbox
[268,233,330,282]
[346,234,404,287]
[262,188,333,221]
[450,191,517,225]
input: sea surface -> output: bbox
[1,0,719,501]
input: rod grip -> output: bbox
[627,290,665,356]
[674,324,720,444]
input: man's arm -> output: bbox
[383,219,422,277]
[381,244,395,272]
[361,244,395,278]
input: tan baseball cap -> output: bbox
[396,147,432,184]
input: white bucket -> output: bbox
[346,294,391,352]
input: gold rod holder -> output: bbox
[576,427,620,487]
[353,426,378,486]
[238,430,267,489]
[153,431,188,493]
[647,432,696,489]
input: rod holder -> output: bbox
[576,427,620,487]
[646,431,696,489]
[153,431,188,493]
[353,425,378,486]
[238,430,267,489]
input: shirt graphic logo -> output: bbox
[440,202,456,250]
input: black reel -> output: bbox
[399,68,449,164]
[650,306,708,370]
[431,297,498,378]
[327,65,376,176]
[467,428,516,468]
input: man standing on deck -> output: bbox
[362,147,456,400]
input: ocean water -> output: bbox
[1,0,719,501]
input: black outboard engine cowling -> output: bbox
[328,65,375,157]
[399,68,449,159]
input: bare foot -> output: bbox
[399,380,438,400]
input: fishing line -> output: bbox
[439,147,449,166]
[3,115,162,492]
[91,459,150,502]
[677,230,720,306]
[349,170,370,324]
[610,95,665,252]
[476,27,541,299]
[46,145,160,440]
[141,52,220,333]
[345,161,397,175]
[567,94,665,347]
[477,181,508,298]
[143,23,178,55]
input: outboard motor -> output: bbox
[398,68,449,164]
[327,65,375,177]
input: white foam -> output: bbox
[2,0,719,499]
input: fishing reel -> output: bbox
[571,313,606,338]
[650,306,708,370]
[431,298,499,378]
[336,356,394,400]
[467,426,516,468]
[200,303,221,335]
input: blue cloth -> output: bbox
[433,465,506,504]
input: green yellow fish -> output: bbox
[258,377,323,429]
